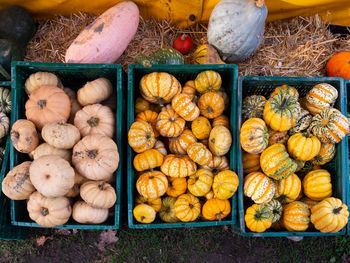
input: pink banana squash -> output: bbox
[65,1,139,63]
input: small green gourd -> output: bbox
[136,48,185,67]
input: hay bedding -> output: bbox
[25,12,350,76]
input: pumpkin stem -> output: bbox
[156,97,164,107]
[38,100,47,109]
[333,206,343,214]
[255,0,265,8]
[88,149,98,159]
[189,204,194,209]
[98,182,106,190]
[169,117,175,122]
[207,106,213,114]
[87,117,100,127]
[180,34,187,41]
[40,207,49,216]
[217,212,222,221]
[149,176,154,179]
[280,97,289,110]
[11,130,19,139]
[140,216,146,221]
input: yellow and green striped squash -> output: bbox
[302,169,332,201]
[274,173,301,203]
[288,108,312,136]
[287,132,321,161]
[311,143,336,166]
[270,85,299,99]
[305,83,338,115]
[240,118,268,154]
[242,95,266,121]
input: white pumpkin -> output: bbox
[207,0,267,62]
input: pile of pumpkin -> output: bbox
[0,86,11,162]
[240,83,349,233]
[128,70,239,224]
[1,72,119,227]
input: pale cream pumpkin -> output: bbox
[10,119,39,153]
[77,78,113,106]
[42,122,81,149]
[80,181,117,209]
[31,143,71,163]
[72,201,109,224]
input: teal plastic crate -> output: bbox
[127,64,238,229]
[10,61,125,229]
[345,79,350,236]
[236,76,349,237]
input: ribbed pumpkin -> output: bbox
[274,174,301,203]
[159,196,179,223]
[245,204,272,233]
[311,197,349,233]
[302,169,332,201]
[193,44,225,64]
[309,108,349,144]
[326,52,350,79]
[181,80,196,100]
[171,93,200,121]
[160,154,197,178]
[212,115,229,128]
[25,72,62,95]
[191,116,211,140]
[136,171,168,199]
[270,85,299,99]
[260,144,298,180]
[216,90,229,110]
[187,142,213,166]
[133,149,164,172]
[283,201,310,231]
[268,130,289,146]
[209,126,232,156]
[10,119,39,153]
[240,118,268,154]
[153,140,167,156]
[288,109,312,136]
[139,72,181,106]
[287,132,321,161]
[156,108,185,138]
[0,87,11,113]
[187,168,213,197]
[166,177,187,197]
[194,70,221,94]
[242,152,260,174]
[128,121,156,153]
[77,78,113,106]
[135,110,159,137]
[213,170,239,200]
[169,129,197,154]
[135,97,150,114]
[300,197,319,210]
[197,92,225,119]
[201,156,229,174]
[293,159,305,173]
[0,112,8,139]
[133,204,156,224]
[263,93,301,132]
[243,172,275,204]
[242,95,266,121]
[305,83,338,115]
[311,143,336,166]
[202,198,231,221]
[135,195,162,212]
[264,199,283,223]
[174,193,201,222]
[80,181,116,209]
[204,190,215,200]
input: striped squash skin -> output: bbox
[166,177,187,197]
[181,80,196,100]
[245,204,272,233]
[300,197,319,210]
[311,143,336,166]
[302,169,332,201]
[171,93,200,121]
[160,154,197,178]
[212,115,229,128]
[133,149,164,172]
[270,85,299,99]
[169,128,197,154]
[194,70,222,94]
[242,95,266,121]
[244,172,275,204]
[209,126,232,156]
[213,170,239,200]
[187,142,213,166]
[191,116,212,140]
[174,193,201,222]
[135,110,159,137]
[201,156,229,173]
[311,197,349,233]
[202,198,231,221]
[287,132,321,161]
[135,97,150,114]
[240,118,268,154]
[263,93,301,132]
[187,168,214,197]
[140,72,181,105]
[0,87,11,113]
[288,109,312,136]
[268,130,289,146]
[274,173,301,203]
[156,108,186,138]
[309,108,349,144]
[197,92,225,119]
[153,140,167,156]
[128,121,156,153]
[135,195,162,212]
[283,201,310,231]
[260,144,297,180]
[136,171,168,199]
[242,152,261,174]
[306,83,338,115]
[264,199,282,223]
[216,90,229,109]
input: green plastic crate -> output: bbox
[127,64,238,229]
[236,76,349,237]
[345,79,350,236]
[10,61,125,229]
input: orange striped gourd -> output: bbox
[191,116,212,140]
[212,115,229,128]
[194,70,222,94]
[153,140,167,156]
[201,156,229,174]
[156,107,185,138]
[128,121,156,153]
[181,80,196,100]
[135,195,162,212]
[213,170,239,200]
[243,172,275,204]
[202,198,231,221]
[245,204,272,233]
[171,93,200,121]
[160,154,197,178]
[136,171,168,199]
[283,201,310,231]
[287,132,321,161]
[174,193,201,222]
[135,97,150,114]
[242,152,260,174]
[133,149,164,172]
[274,173,301,203]
[169,129,197,155]
[240,118,268,154]
[187,168,213,197]
[135,110,159,137]
[197,92,225,119]
[187,142,213,166]
[166,177,187,197]
[305,83,338,115]
[311,143,336,166]
[209,126,232,156]
[302,169,332,201]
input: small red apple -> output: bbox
[173,34,194,55]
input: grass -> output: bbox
[0,226,349,263]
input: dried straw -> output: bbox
[25,13,350,76]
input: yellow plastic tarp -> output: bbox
[0,0,349,28]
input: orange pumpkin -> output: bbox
[187,142,213,166]
[244,172,275,204]
[202,198,231,221]
[209,126,232,156]
[169,128,197,155]
[128,121,156,153]
[135,110,159,137]
[240,118,269,154]
[197,92,225,119]
[135,195,162,212]
[187,168,213,197]
[171,93,200,121]
[283,201,310,231]
[242,152,260,174]
[213,170,239,200]
[153,140,167,156]
[136,171,168,199]
[201,156,229,174]
[274,173,301,203]
[156,108,185,138]
[174,193,201,222]
[212,115,229,128]
[191,116,211,140]
[135,97,150,114]
[182,80,196,100]
[133,149,164,172]
[25,86,71,130]
[326,52,350,79]
[166,177,187,197]
[194,70,222,94]
[160,154,197,178]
